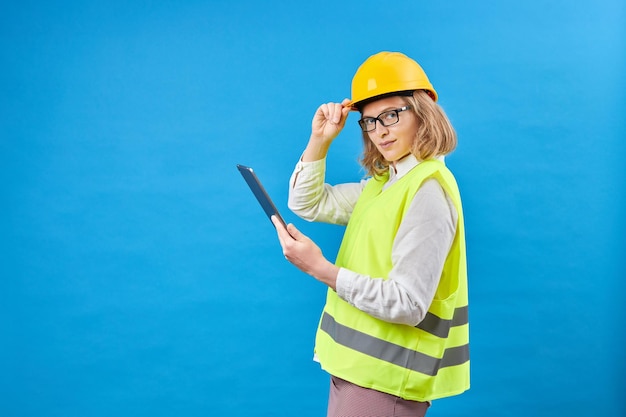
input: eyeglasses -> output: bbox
[358,106,412,132]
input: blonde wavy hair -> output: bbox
[359,90,457,177]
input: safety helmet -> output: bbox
[349,51,438,108]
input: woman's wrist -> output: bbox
[302,135,331,162]
[314,261,339,290]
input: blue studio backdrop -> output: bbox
[2,1,625,416]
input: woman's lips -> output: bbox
[379,140,395,149]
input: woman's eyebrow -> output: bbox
[361,107,397,118]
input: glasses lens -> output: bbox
[379,110,399,127]
[359,118,377,132]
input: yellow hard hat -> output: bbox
[349,51,438,108]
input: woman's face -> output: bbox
[361,95,418,165]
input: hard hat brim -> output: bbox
[349,90,422,111]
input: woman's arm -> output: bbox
[287,99,362,224]
[275,178,457,327]
[336,179,458,326]
[288,158,365,225]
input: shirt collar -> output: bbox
[388,154,419,181]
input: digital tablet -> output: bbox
[236,164,288,229]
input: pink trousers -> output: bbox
[326,376,430,417]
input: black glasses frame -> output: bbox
[358,105,412,132]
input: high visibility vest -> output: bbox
[314,159,469,402]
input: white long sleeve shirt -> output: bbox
[288,155,458,326]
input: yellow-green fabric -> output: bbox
[314,159,469,402]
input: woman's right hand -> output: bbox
[311,98,353,144]
[301,98,354,162]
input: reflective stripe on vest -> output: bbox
[321,311,469,377]
[416,305,468,338]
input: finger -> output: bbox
[340,105,352,121]
[341,98,356,111]
[320,102,340,124]
[331,103,343,124]
[324,103,336,120]
[271,215,285,233]
[286,223,301,240]
[271,216,288,245]
[315,104,329,122]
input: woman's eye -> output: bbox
[381,111,396,121]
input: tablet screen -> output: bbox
[236,164,287,229]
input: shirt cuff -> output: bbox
[336,267,356,304]
[290,156,326,188]
[296,156,325,172]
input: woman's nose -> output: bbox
[375,121,389,137]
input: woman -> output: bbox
[272,51,469,417]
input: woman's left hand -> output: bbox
[271,216,339,290]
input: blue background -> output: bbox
[2,1,625,416]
